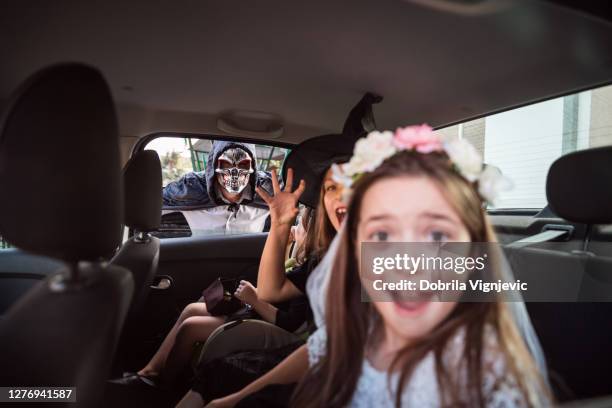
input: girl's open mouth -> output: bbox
[335,207,347,225]
[391,290,434,315]
[393,300,430,315]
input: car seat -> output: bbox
[0,63,134,408]
[506,146,612,401]
[111,149,162,320]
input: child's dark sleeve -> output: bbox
[274,296,312,333]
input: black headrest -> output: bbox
[282,92,382,208]
[0,63,122,261]
[123,150,162,231]
[546,146,612,224]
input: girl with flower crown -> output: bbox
[204,125,550,407]
[292,125,550,407]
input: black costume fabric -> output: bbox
[274,259,317,333]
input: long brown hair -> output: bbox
[295,169,337,264]
[292,151,549,407]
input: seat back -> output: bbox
[0,64,133,408]
[509,146,612,401]
[111,149,162,319]
[0,249,63,315]
[507,248,612,399]
[197,319,301,366]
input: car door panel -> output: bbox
[157,233,267,304]
[124,233,268,366]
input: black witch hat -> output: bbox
[282,92,383,208]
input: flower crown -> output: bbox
[331,124,512,205]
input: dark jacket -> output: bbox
[162,141,275,211]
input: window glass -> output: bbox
[145,137,289,187]
[145,137,290,238]
[438,84,612,209]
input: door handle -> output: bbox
[151,276,172,290]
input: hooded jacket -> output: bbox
[162,141,275,211]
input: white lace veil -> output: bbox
[496,246,549,381]
[306,222,345,329]
[305,224,549,382]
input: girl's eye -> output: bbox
[428,230,449,242]
[325,184,337,192]
[370,231,389,242]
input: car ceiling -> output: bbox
[1,0,611,145]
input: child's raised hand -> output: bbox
[256,168,305,227]
[233,280,258,305]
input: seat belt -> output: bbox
[506,228,571,249]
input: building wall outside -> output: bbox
[590,86,612,148]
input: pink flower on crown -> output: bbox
[393,124,443,153]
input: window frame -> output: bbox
[433,80,612,132]
[132,132,295,161]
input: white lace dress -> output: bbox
[306,326,535,408]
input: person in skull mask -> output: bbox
[161,141,275,234]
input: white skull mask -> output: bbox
[215,147,254,194]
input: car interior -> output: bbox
[1,1,611,407]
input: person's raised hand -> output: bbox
[256,168,305,228]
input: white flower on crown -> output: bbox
[331,163,355,203]
[344,130,396,176]
[443,138,483,182]
[477,164,513,206]
[331,162,353,187]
